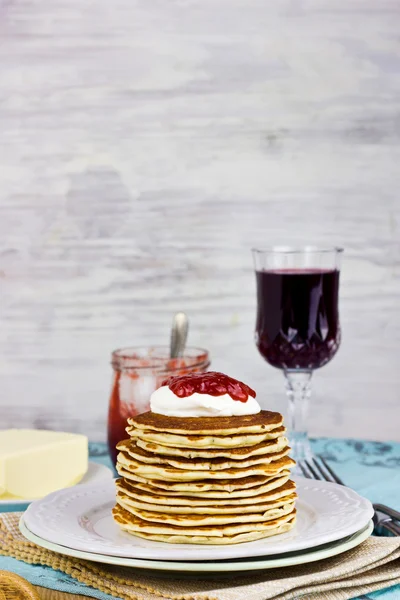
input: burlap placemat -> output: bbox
[1,513,399,600]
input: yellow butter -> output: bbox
[0,429,88,499]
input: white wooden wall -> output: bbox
[1,0,399,442]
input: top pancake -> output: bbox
[128,410,283,436]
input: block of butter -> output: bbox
[0,429,88,499]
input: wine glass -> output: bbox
[252,247,343,463]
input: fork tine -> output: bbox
[298,460,311,479]
[310,457,329,480]
[304,459,322,480]
[310,457,336,483]
[318,456,344,485]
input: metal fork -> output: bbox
[299,456,400,537]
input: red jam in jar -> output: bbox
[107,346,210,465]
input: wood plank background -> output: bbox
[0,0,399,442]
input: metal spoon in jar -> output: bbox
[170,312,189,358]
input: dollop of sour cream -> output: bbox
[150,385,261,417]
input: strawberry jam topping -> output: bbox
[161,371,256,403]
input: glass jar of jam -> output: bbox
[107,346,210,465]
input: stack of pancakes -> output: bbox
[113,410,296,545]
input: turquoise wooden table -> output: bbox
[1,439,399,600]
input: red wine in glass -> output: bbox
[252,248,343,463]
[255,269,340,370]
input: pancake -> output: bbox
[117,495,295,524]
[126,427,286,449]
[136,436,289,459]
[122,521,295,545]
[129,410,283,435]
[112,504,296,544]
[116,488,297,516]
[117,450,295,482]
[118,439,291,471]
[120,473,292,498]
[116,465,291,493]
[116,478,296,506]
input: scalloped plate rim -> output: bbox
[23,476,374,561]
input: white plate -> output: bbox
[19,517,373,572]
[0,462,113,506]
[23,477,373,561]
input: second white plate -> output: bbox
[23,477,373,562]
[20,517,373,572]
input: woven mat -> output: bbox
[1,513,400,600]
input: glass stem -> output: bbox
[284,370,312,461]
